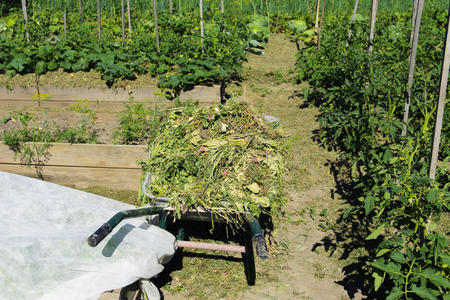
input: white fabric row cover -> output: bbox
[0,171,175,300]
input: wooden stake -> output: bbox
[21,0,29,42]
[97,0,101,38]
[402,0,425,136]
[169,0,173,14]
[410,0,419,47]
[200,0,204,53]
[314,0,320,33]
[221,0,224,13]
[429,4,450,180]
[153,0,160,53]
[121,0,125,42]
[368,0,379,53]
[127,0,132,34]
[63,9,67,36]
[79,0,83,23]
[346,0,359,48]
[317,0,326,50]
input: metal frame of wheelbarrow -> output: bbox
[87,172,269,286]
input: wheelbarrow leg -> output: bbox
[158,210,168,230]
[242,226,256,286]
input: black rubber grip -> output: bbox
[87,223,113,247]
[254,234,269,259]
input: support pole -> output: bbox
[63,9,67,36]
[346,0,359,48]
[368,0,379,53]
[430,5,450,180]
[127,0,132,34]
[317,0,326,50]
[121,0,125,42]
[21,0,29,42]
[402,0,425,136]
[200,0,204,53]
[97,0,102,38]
[314,0,320,33]
[153,0,160,53]
[79,0,83,23]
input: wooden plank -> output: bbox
[0,142,147,168]
[0,164,142,190]
[0,85,221,103]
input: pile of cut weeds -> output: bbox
[141,102,286,227]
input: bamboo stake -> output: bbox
[63,9,67,36]
[153,0,160,53]
[169,0,173,14]
[429,5,450,180]
[200,0,204,53]
[221,0,224,13]
[368,0,379,53]
[317,0,326,50]
[79,0,83,23]
[97,0,101,38]
[410,0,419,47]
[402,0,425,136]
[127,0,131,34]
[21,0,29,42]
[314,0,320,33]
[346,0,359,48]
[121,0,125,42]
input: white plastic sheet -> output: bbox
[0,171,175,300]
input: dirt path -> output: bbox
[233,34,351,300]
[160,35,356,300]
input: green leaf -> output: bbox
[440,253,450,267]
[9,55,26,72]
[365,196,375,216]
[376,248,390,257]
[366,224,384,240]
[369,259,401,275]
[419,269,450,289]
[386,287,403,300]
[410,285,438,300]
[372,272,383,291]
[390,252,407,264]
[426,189,440,202]
[35,61,47,75]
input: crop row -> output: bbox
[1,7,272,94]
[295,5,449,299]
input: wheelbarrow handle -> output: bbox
[87,206,164,247]
[87,223,113,247]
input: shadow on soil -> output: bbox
[293,90,385,299]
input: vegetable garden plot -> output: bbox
[295,4,449,299]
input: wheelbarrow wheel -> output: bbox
[119,281,141,300]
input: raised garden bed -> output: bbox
[0,142,146,190]
[0,84,222,112]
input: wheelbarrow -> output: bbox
[88,172,269,286]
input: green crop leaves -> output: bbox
[295,7,449,298]
[0,9,255,93]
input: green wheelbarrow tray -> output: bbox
[88,172,269,286]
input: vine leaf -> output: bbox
[366,224,384,240]
[410,285,438,300]
[364,196,375,215]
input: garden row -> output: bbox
[295,2,449,299]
